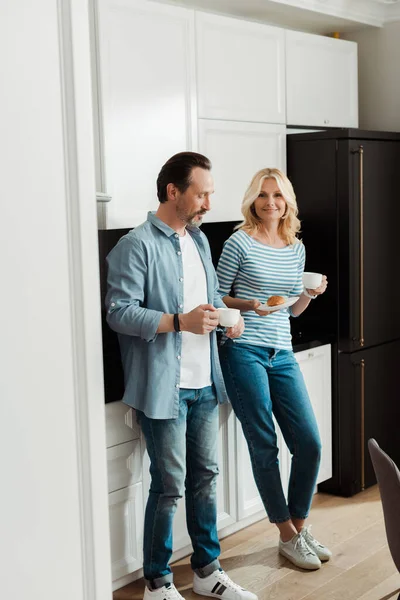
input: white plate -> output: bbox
[257,296,299,313]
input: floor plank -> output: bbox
[114,486,400,600]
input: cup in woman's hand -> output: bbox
[302,272,322,289]
[218,308,240,327]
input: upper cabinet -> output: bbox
[199,120,286,222]
[96,0,195,228]
[286,30,358,128]
[195,12,286,124]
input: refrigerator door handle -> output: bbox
[352,145,365,347]
[360,358,365,491]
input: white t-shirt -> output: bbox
[179,232,212,389]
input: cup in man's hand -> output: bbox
[218,308,241,328]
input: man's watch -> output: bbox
[303,287,317,300]
[173,313,181,332]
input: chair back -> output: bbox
[368,438,400,573]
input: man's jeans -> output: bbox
[137,385,221,589]
[219,340,322,523]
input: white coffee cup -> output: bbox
[218,308,240,328]
[302,272,322,289]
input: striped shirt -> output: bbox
[216,229,305,350]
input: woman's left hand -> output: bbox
[307,275,328,296]
[225,316,245,339]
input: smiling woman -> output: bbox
[216,167,330,571]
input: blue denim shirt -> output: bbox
[106,212,229,419]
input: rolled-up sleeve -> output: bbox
[105,238,163,342]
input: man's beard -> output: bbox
[177,205,206,227]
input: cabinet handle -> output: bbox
[96,192,112,203]
[360,359,365,491]
[352,145,364,347]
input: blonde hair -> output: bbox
[236,168,301,245]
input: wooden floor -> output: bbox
[114,486,400,600]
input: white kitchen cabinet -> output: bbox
[295,344,332,484]
[286,30,358,128]
[198,120,286,222]
[105,401,139,448]
[96,0,196,228]
[107,438,142,493]
[109,482,144,581]
[196,12,285,124]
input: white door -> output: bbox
[199,120,286,222]
[286,30,358,128]
[96,0,196,228]
[196,12,285,124]
[295,344,332,484]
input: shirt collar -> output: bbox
[147,211,202,237]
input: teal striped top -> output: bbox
[216,229,305,350]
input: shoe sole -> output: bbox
[279,547,321,570]
[193,589,257,600]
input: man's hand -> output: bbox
[179,304,219,335]
[225,316,245,339]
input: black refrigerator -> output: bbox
[287,129,400,497]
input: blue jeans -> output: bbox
[137,386,221,589]
[219,341,321,523]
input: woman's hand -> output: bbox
[307,275,328,297]
[246,299,261,312]
[225,316,245,339]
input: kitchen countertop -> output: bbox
[292,333,334,353]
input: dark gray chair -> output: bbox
[368,439,400,600]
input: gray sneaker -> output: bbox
[279,530,321,570]
[302,525,332,561]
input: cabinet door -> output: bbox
[236,416,290,520]
[199,120,286,222]
[286,30,358,128]
[196,12,285,123]
[295,344,332,485]
[96,0,195,228]
[109,482,144,580]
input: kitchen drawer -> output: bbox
[105,401,140,448]
[107,438,142,493]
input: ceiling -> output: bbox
[157,0,400,34]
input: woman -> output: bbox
[217,168,330,570]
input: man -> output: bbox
[106,152,256,600]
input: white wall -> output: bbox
[344,21,400,132]
[0,1,112,599]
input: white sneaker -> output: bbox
[193,568,258,600]
[302,525,332,561]
[279,530,321,570]
[144,583,184,600]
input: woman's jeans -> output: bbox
[219,340,322,523]
[136,385,221,589]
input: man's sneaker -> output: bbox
[144,583,184,600]
[193,568,258,600]
[278,530,321,570]
[302,525,332,561]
